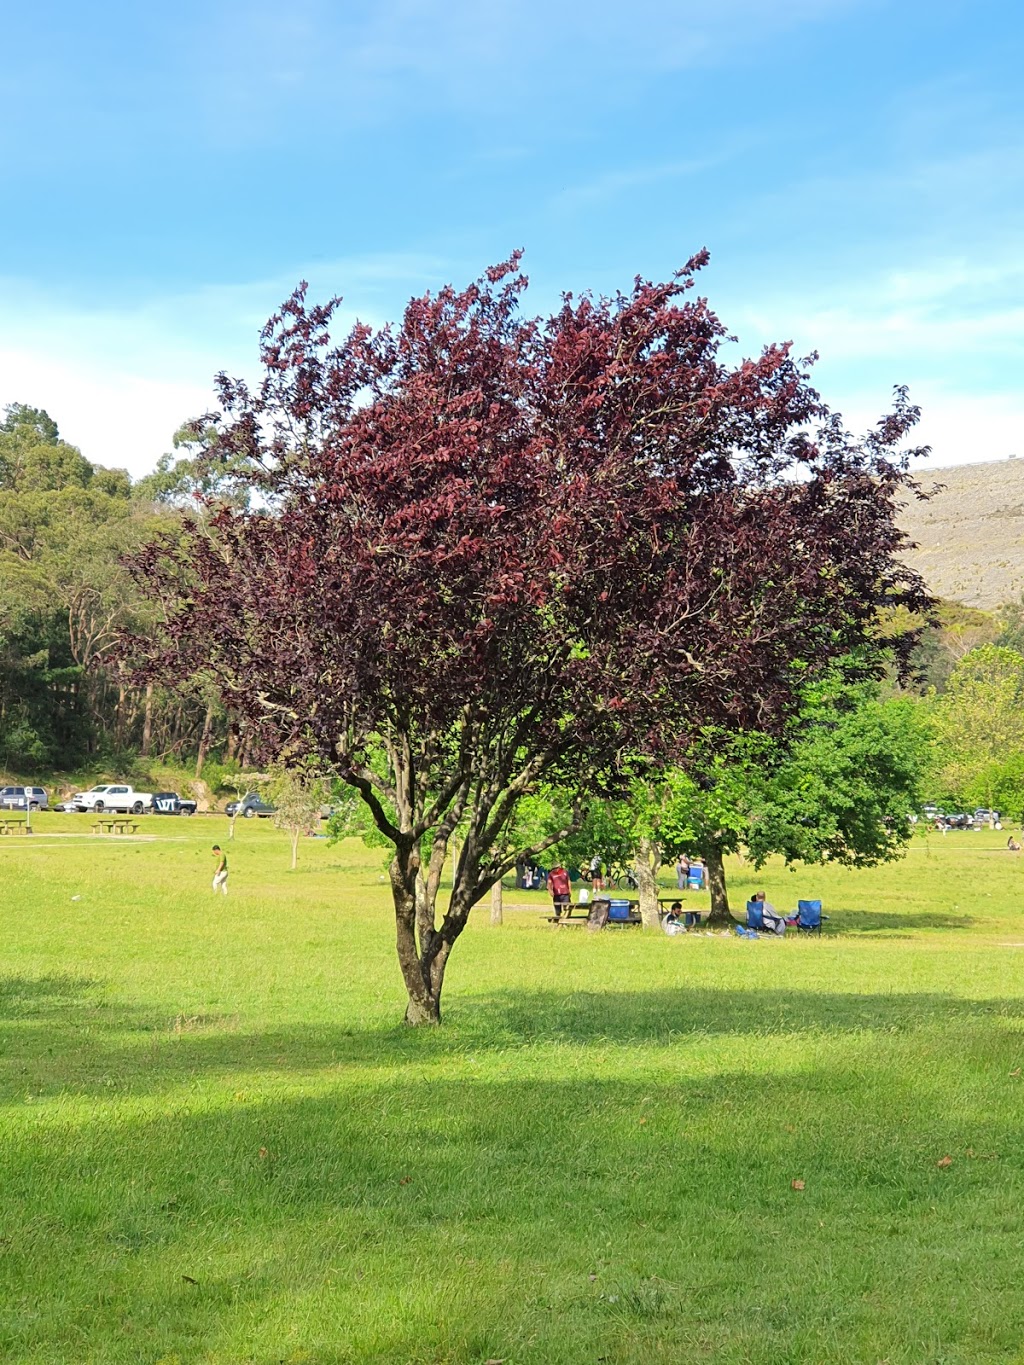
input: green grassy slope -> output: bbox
[2,816,1023,1363]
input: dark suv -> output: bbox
[151,792,198,815]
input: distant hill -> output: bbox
[899,459,1024,610]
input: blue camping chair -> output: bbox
[797,899,823,934]
[686,864,705,891]
[746,899,767,930]
[608,898,637,924]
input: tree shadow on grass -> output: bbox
[830,910,977,933]
[457,983,1021,1047]
[2,1046,1023,1364]
[1,972,1022,1103]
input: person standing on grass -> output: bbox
[675,854,690,889]
[589,853,604,892]
[548,863,572,920]
[212,845,229,895]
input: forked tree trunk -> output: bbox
[383,784,581,1024]
[392,843,446,1025]
[632,836,662,930]
[703,842,734,927]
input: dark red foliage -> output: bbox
[121,253,928,1021]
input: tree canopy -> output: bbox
[120,253,928,1023]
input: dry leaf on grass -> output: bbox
[1010,1068,1021,1077]
[936,1155,953,1168]
[791,1179,805,1190]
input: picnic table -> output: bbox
[92,818,139,835]
[546,892,706,929]
[0,816,31,835]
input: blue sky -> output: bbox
[1,0,1022,474]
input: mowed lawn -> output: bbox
[2,818,1024,1364]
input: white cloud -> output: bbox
[0,251,453,474]
[0,346,214,475]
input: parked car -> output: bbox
[225,792,276,819]
[941,812,973,830]
[0,785,48,811]
[151,791,197,816]
[973,808,1002,826]
[70,784,154,814]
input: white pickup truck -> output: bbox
[71,784,154,815]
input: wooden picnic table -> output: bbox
[0,816,31,835]
[92,818,139,835]
[546,892,707,929]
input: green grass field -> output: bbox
[2,815,1024,1364]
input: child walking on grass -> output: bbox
[212,845,229,896]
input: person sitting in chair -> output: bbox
[752,890,786,935]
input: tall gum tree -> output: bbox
[120,253,927,1023]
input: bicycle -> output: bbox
[605,863,639,891]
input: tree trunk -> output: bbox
[195,701,215,779]
[392,844,444,1025]
[703,842,734,927]
[115,683,126,749]
[490,878,503,926]
[633,836,661,930]
[141,682,153,757]
[290,828,299,870]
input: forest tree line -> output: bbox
[0,402,249,777]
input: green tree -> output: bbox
[901,601,1001,695]
[270,767,329,869]
[641,684,930,926]
[932,645,1024,809]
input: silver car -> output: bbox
[0,785,49,810]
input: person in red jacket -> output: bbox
[548,864,572,920]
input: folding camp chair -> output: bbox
[797,899,823,934]
[747,900,786,935]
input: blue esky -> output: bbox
[1,0,1022,475]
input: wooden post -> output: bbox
[490,879,503,926]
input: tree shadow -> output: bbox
[2,1045,1021,1363]
[0,972,102,1015]
[457,983,1019,1047]
[1,973,1021,1104]
[830,910,977,933]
